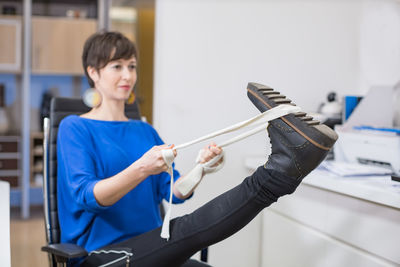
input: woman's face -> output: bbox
[89,56,137,102]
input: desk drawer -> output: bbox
[0,141,18,153]
[0,159,18,169]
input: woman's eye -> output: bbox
[113,65,122,69]
[129,65,137,70]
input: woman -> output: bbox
[58,31,337,267]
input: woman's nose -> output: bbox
[122,67,132,79]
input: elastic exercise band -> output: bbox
[160,104,301,239]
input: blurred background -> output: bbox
[0,0,399,266]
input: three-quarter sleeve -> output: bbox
[57,116,108,213]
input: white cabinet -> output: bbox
[263,210,395,267]
[261,172,400,267]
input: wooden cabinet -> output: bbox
[0,15,22,73]
[1,15,96,75]
[32,16,97,75]
[0,136,20,187]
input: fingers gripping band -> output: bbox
[199,150,225,175]
[194,148,225,175]
[160,104,301,240]
[177,150,225,196]
[162,149,175,167]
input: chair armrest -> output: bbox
[41,243,88,259]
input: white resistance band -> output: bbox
[159,104,301,240]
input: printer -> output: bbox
[334,128,400,175]
[333,85,400,177]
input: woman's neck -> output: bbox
[81,99,128,121]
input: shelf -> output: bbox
[0,135,20,142]
[30,132,43,187]
[0,170,20,176]
[33,146,43,156]
[0,1,98,18]
[0,152,20,159]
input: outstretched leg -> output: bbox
[83,82,338,267]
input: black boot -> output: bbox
[247,82,338,180]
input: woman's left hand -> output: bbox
[198,142,223,166]
[173,142,223,199]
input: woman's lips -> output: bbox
[119,85,131,90]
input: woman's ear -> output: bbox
[87,66,99,84]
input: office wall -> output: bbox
[153,0,379,266]
[359,0,400,93]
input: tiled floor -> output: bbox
[10,206,48,267]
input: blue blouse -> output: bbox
[57,115,185,252]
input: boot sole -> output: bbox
[247,82,338,151]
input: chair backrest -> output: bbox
[42,97,141,247]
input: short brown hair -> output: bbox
[82,31,137,87]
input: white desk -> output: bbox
[0,181,11,267]
[303,169,400,209]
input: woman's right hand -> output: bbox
[93,144,176,207]
[136,144,177,176]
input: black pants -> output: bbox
[82,166,301,267]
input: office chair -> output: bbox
[41,97,210,267]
